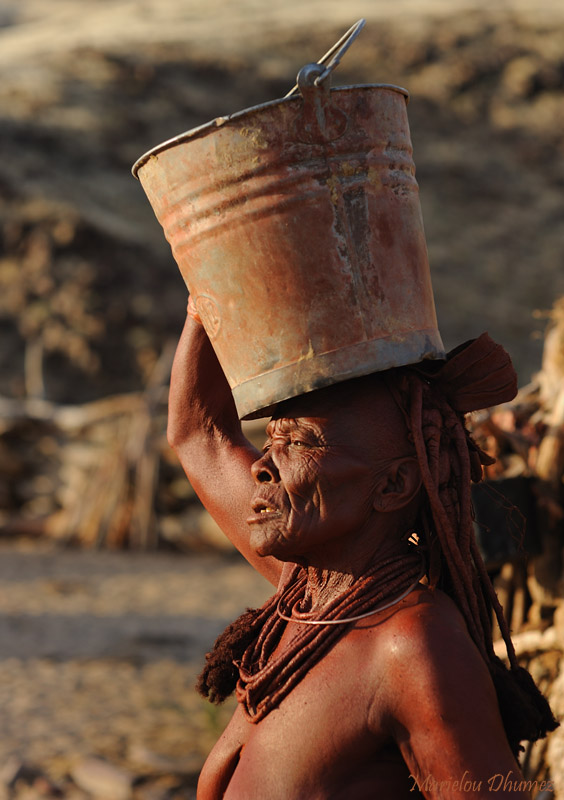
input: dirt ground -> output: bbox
[0,540,271,795]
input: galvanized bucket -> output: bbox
[133,24,445,419]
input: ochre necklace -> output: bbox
[276,559,425,625]
[236,549,425,722]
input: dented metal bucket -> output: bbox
[133,71,445,419]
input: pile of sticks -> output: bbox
[467,298,564,790]
[468,296,564,632]
[0,343,266,551]
[0,345,175,549]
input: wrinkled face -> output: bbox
[246,378,413,561]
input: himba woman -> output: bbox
[168,302,558,800]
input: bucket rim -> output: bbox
[131,82,409,178]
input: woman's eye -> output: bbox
[291,440,309,448]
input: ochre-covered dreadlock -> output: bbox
[392,336,559,754]
[197,333,558,754]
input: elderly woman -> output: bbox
[167,299,557,800]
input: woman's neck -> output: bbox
[300,525,415,613]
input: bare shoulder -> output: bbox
[361,586,527,797]
[374,585,477,662]
[358,584,502,735]
[368,585,495,704]
[388,583,465,624]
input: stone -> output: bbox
[71,758,133,800]
[0,760,40,790]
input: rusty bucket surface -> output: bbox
[133,76,445,419]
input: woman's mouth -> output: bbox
[247,500,283,524]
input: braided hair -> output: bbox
[389,366,558,754]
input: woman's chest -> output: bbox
[198,630,415,799]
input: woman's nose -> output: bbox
[251,452,280,483]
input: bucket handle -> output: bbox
[284,18,366,99]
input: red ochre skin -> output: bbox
[167,309,531,800]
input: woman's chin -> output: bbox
[250,525,296,561]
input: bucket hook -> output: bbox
[284,18,366,99]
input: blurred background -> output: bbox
[0,0,563,797]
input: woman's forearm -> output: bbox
[167,313,245,453]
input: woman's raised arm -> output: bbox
[167,303,283,586]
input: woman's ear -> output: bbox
[372,457,422,513]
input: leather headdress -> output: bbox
[413,332,518,414]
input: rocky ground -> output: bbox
[0,541,271,798]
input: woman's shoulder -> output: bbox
[359,583,486,675]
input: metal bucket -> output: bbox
[133,49,445,419]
